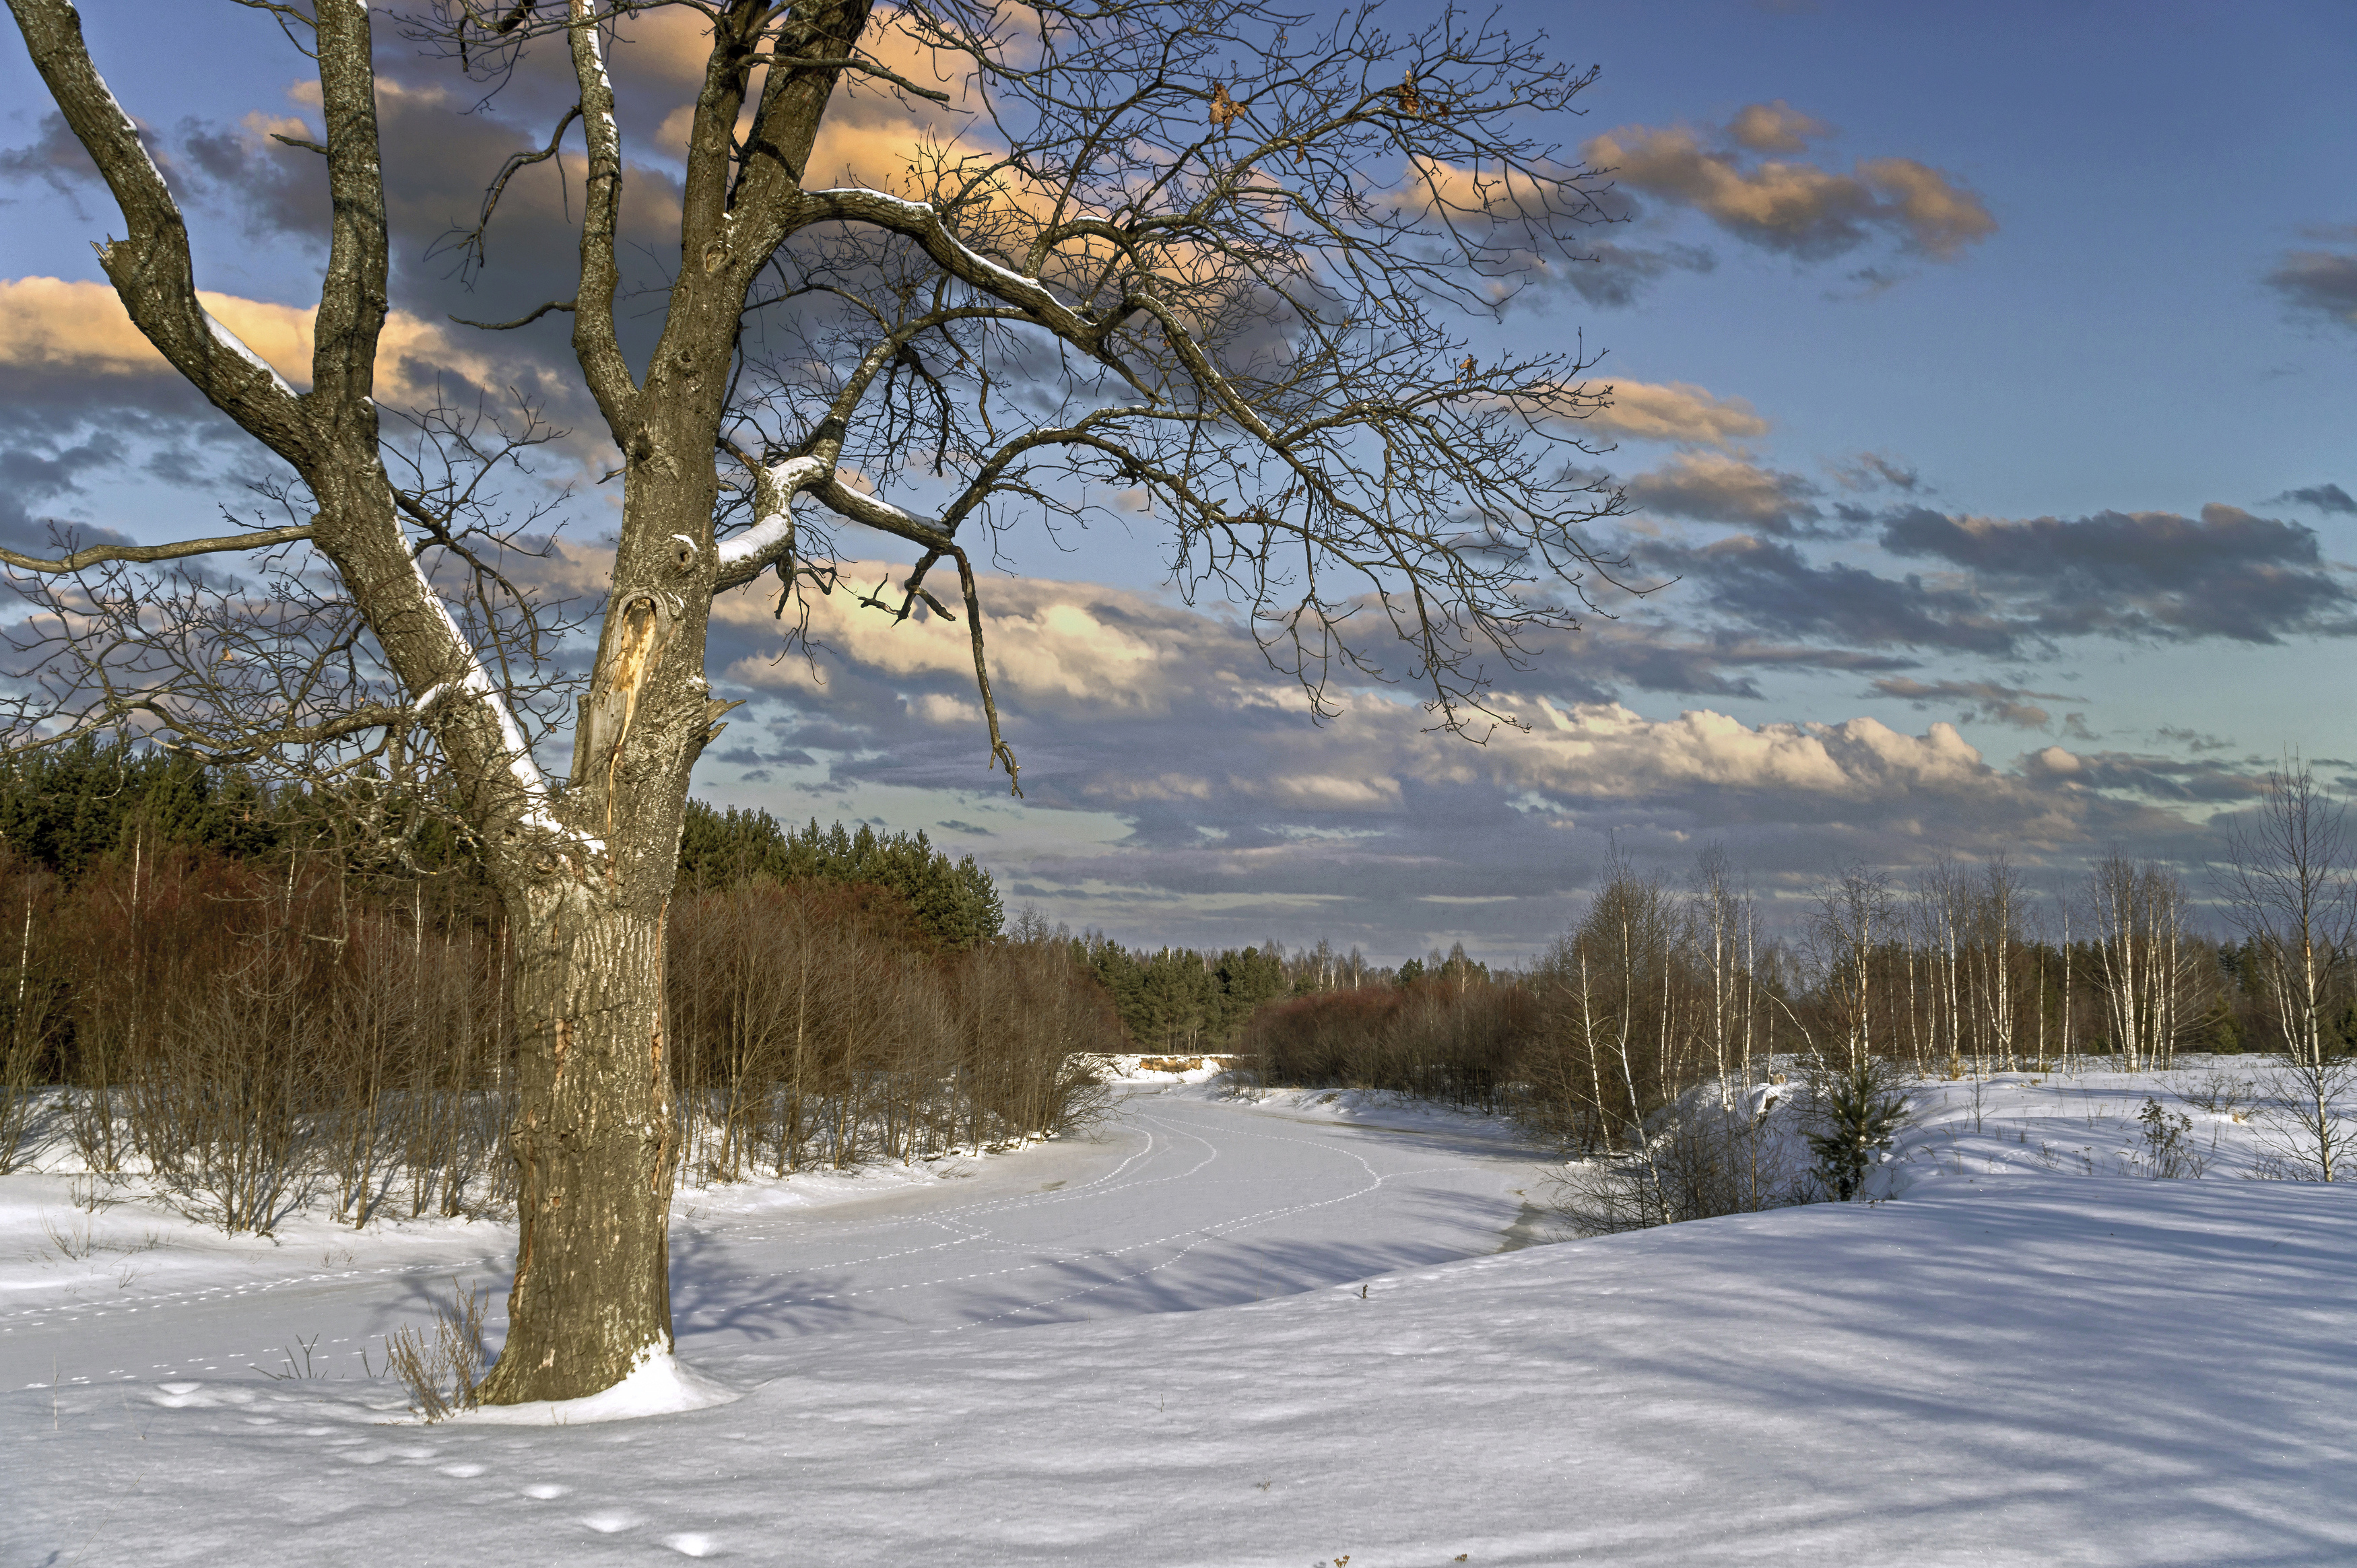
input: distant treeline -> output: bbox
[1071,933,1420,1054]
[0,743,1005,953]
[1240,850,2353,1152]
[676,803,1004,951]
[0,738,344,875]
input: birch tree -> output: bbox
[2215,763,2357,1180]
[1810,864,1890,1072]
[2,0,1628,1400]
[2083,852,2201,1072]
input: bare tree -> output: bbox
[2214,763,2357,1181]
[3,0,1628,1399]
[1809,864,1890,1072]
[1967,854,2026,1073]
[1911,854,1966,1076]
[1689,844,1752,1103]
[2082,851,2203,1072]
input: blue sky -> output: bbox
[3,1,2354,963]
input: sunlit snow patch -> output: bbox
[457,1349,739,1426]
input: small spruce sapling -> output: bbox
[1807,1059,1911,1200]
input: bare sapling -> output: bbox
[382,1279,492,1423]
[2213,762,2357,1182]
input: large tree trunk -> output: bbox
[478,886,677,1404]
[478,458,719,1404]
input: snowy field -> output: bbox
[5,1066,2354,1565]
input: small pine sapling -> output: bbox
[1807,1059,1911,1200]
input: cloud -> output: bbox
[1834,452,1925,493]
[1584,106,1995,263]
[1495,700,1997,805]
[1601,496,2357,714]
[710,559,1253,721]
[1234,772,1403,811]
[692,559,2243,955]
[1654,532,2018,654]
[1587,380,1769,447]
[1878,502,2353,644]
[1553,240,1718,308]
[1379,156,1715,310]
[2263,245,2357,329]
[0,275,584,436]
[2021,746,2263,806]
[1633,500,2357,663]
[1725,100,1832,155]
[0,112,102,205]
[1626,450,1825,533]
[2269,482,2355,515]
[83,70,688,388]
[2152,725,2234,755]
[1869,677,2077,730]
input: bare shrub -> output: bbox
[1240,978,1531,1115]
[382,1279,490,1423]
[1552,1083,1805,1234]
[666,882,1119,1180]
[136,951,320,1235]
[2212,763,2357,1180]
[7,821,1119,1233]
[0,859,62,1173]
[2250,1057,2357,1183]
[39,1213,95,1260]
[2183,1070,2257,1116]
[2135,1096,2206,1179]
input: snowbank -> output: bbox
[1082,1052,1239,1085]
[456,1348,740,1426]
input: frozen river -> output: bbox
[0,1085,1548,1392]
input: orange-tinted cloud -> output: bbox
[0,275,557,415]
[1585,104,1994,262]
[1627,450,1822,532]
[1725,100,1831,155]
[1587,380,1769,446]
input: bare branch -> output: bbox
[452,298,578,331]
[7,0,309,457]
[434,104,582,277]
[562,0,637,426]
[754,52,952,103]
[0,524,314,576]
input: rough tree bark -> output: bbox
[5,0,1630,1401]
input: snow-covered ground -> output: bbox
[5,1066,2354,1565]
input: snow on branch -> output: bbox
[405,550,599,854]
[715,453,832,579]
[199,306,300,398]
